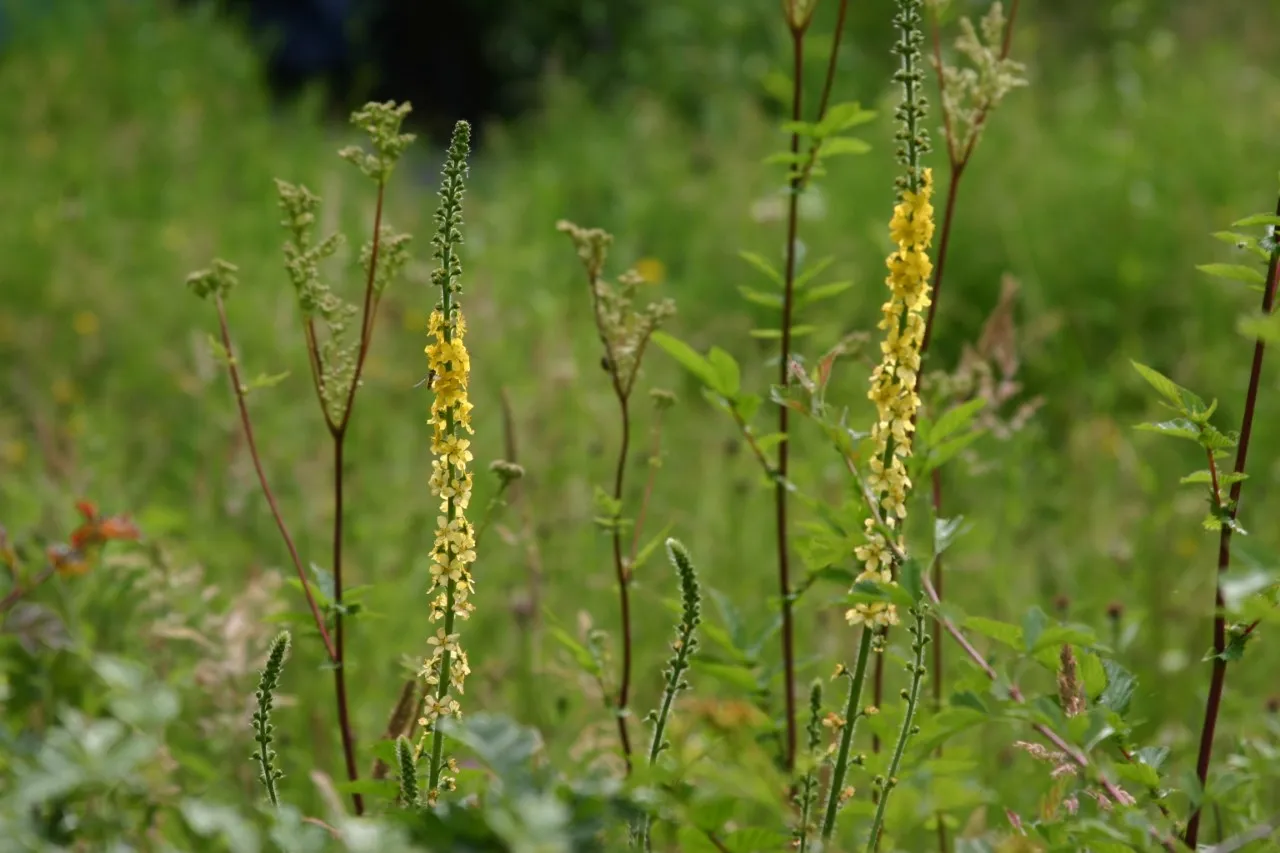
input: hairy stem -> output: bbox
[867,606,928,851]
[1186,192,1280,847]
[821,626,874,840]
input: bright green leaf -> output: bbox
[1196,262,1266,285]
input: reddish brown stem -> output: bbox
[330,437,363,815]
[0,565,54,614]
[582,266,640,771]
[1185,193,1280,847]
[774,22,807,773]
[612,393,636,772]
[214,296,337,661]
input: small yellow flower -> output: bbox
[72,311,99,337]
[634,257,667,285]
[848,168,935,628]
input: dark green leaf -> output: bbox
[1098,660,1137,716]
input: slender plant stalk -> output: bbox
[872,0,1024,767]
[774,12,808,773]
[561,221,673,774]
[746,0,853,772]
[306,170,390,818]
[213,296,337,662]
[795,680,826,853]
[1185,192,1280,848]
[820,626,874,840]
[866,606,929,851]
[610,392,636,771]
[251,630,292,807]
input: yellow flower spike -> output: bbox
[849,159,936,629]
[423,120,475,798]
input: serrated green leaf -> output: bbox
[1030,624,1099,654]
[1134,419,1201,440]
[900,557,924,603]
[963,616,1023,651]
[1231,213,1280,227]
[929,398,987,445]
[754,432,787,453]
[1211,230,1255,246]
[694,660,760,692]
[749,325,816,339]
[651,331,721,389]
[548,627,602,676]
[707,347,741,398]
[1238,310,1280,343]
[725,828,791,852]
[817,101,876,135]
[738,251,783,286]
[1079,651,1107,697]
[922,430,983,472]
[1098,660,1136,716]
[1021,607,1049,652]
[934,516,967,555]
[796,280,853,307]
[779,119,823,137]
[1180,470,1248,486]
[762,150,805,167]
[1196,263,1266,285]
[733,393,762,424]
[793,256,836,289]
[1130,360,1205,411]
[738,286,783,308]
[816,136,872,158]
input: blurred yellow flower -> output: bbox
[1,440,27,467]
[73,311,99,337]
[634,257,666,285]
[51,377,77,405]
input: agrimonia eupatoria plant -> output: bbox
[418,119,476,805]
[636,538,703,849]
[251,630,292,807]
[651,0,876,775]
[557,219,675,772]
[1134,195,1280,848]
[189,100,417,816]
[823,0,936,843]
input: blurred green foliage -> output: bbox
[2,0,1280,849]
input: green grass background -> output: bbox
[2,0,1280,839]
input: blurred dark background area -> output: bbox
[2,0,1260,143]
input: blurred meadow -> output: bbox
[2,0,1280,849]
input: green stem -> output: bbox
[866,605,929,851]
[821,626,874,840]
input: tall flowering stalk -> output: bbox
[419,120,475,803]
[823,0,934,841]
